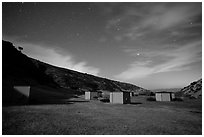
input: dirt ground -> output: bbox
[2,95,202,135]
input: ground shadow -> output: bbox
[130,102,142,105]
[66,100,89,103]
[2,84,86,106]
[29,99,74,105]
[73,95,80,98]
[189,110,202,114]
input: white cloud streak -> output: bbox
[15,42,100,76]
[115,41,201,80]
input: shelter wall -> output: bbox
[156,93,162,101]
[161,93,171,101]
[85,92,90,100]
[156,93,172,101]
[13,86,30,104]
[13,86,30,97]
[110,92,123,104]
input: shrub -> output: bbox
[148,92,155,96]
[93,96,98,99]
[98,93,102,97]
[172,97,183,101]
[189,96,197,99]
[139,93,147,96]
[146,97,156,101]
[100,98,110,103]
[18,46,23,52]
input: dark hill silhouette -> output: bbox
[2,40,57,86]
[2,40,61,105]
[2,40,150,105]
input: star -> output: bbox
[136,53,140,56]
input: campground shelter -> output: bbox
[13,86,30,103]
[155,91,175,101]
[110,91,131,104]
[85,91,98,100]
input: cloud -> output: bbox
[71,62,100,75]
[115,61,154,79]
[104,3,201,42]
[115,41,201,80]
[105,3,201,82]
[140,3,201,30]
[15,42,100,76]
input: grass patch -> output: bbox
[2,96,202,135]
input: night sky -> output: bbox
[2,2,202,89]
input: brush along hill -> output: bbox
[178,79,202,98]
[2,40,150,96]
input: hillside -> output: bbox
[152,88,181,93]
[2,40,150,96]
[2,40,57,86]
[178,79,202,98]
[30,57,149,95]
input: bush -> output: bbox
[189,96,197,99]
[172,97,183,101]
[93,96,98,99]
[100,98,110,103]
[98,93,102,97]
[149,92,155,96]
[146,97,156,101]
[139,93,147,96]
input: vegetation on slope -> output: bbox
[178,79,202,98]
